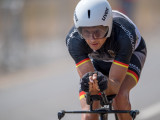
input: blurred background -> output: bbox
[0,0,160,120]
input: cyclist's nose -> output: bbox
[88,34,96,41]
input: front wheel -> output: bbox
[115,113,119,120]
[100,113,108,120]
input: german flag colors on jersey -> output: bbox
[76,58,91,68]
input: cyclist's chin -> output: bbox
[89,44,101,51]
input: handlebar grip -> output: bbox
[130,110,139,119]
[58,110,65,120]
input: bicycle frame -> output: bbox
[58,92,139,120]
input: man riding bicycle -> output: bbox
[66,0,147,120]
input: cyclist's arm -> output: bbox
[77,60,128,95]
[106,25,136,95]
[106,62,128,95]
[76,60,95,78]
[66,27,94,78]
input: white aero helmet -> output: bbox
[74,0,113,38]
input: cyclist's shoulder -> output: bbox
[66,26,79,43]
[112,10,136,31]
[66,26,90,53]
[66,26,85,45]
[111,11,138,43]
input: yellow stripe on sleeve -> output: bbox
[113,60,129,68]
[76,58,91,68]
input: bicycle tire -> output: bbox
[115,113,118,120]
[100,113,108,120]
[100,113,118,120]
[103,113,108,120]
[100,111,119,120]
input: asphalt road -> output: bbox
[0,35,160,120]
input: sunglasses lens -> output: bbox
[78,26,108,39]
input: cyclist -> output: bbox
[66,0,147,120]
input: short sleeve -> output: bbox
[66,27,90,65]
[114,23,137,65]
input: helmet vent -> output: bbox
[88,10,90,19]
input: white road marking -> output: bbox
[138,102,160,119]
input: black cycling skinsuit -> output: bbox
[66,11,147,93]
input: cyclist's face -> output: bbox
[81,26,107,50]
[85,37,107,50]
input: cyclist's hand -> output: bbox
[80,71,108,92]
[80,72,91,92]
[89,73,100,94]
[94,71,108,92]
